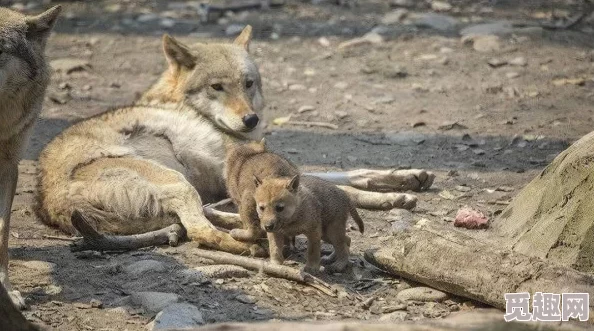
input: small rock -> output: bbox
[470,35,502,53]
[225,24,245,36]
[454,206,489,229]
[509,56,527,66]
[552,78,586,86]
[130,292,180,314]
[412,13,458,31]
[151,303,205,330]
[51,58,91,74]
[123,260,167,277]
[472,148,485,155]
[136,13,158,23]
[334,82,349,90]
[318,37,331,47]
[298,105,316,113]
[483,84,503,94]
[381,9,409,25]
[334,110,349,119]
[431,1,452,12]
[288,84,307,91]
[192,265,249,279]
[439,190,458,200]
[235,294,257,304]
[487,58,507,68]
[384,65,408,79]
[379,311,408,322]
[90,299,103,309]
[397,287,448,302]
[506,72,520,79]
[455,185,471,192]
[160,18,176,28]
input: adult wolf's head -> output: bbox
[142,26,264,140]
[0,6,61,96]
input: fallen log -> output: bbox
[166,310,583,331]
[363,224,594,318]
[493,130,594,272]
[190,247,337,297]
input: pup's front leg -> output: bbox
[230,192,264,242]
[267,232,285,265]
[303,230,322,274]
[0,161,26,309]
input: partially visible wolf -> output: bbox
[0,5,61,310]
[38,26,267,255]
[225,138,299,243]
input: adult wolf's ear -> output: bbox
[233,25,252,52]
[26,5,61,47]
[287,175,299,193]
[162,34,197,72]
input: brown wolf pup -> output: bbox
[0,5,61,309]
[254,175,364,273]
[225,139,299,244]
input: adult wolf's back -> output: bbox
[38,27,266,255]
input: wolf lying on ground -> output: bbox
[255,174,364,273]
[37,25,431,255]
[0,5,61,309]
[225,139,299,244]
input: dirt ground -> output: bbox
[4,0,594,329]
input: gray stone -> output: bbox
[397,287,448,302]
[177,269,206,284]
[123,260,167,277]
[381,9,408,25]
[431,1,452,12]
[151,303,204,330]
[379,311,408,322]
[225,24,245,36]
[460,21,513,37]
[235,294,257,304]
[130,292,180,314]
[412,13,458,32]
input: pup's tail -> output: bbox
[349,205,364,234]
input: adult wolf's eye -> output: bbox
[211,83,224,91]
[245,80,254,88]
[275,205,284,213]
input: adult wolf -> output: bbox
[0,5,61,309]
[37,26,432,254]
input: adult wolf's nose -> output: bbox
[242,114,259,129]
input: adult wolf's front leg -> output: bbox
[0,161,26,309]
[306,168,435,192]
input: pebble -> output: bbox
[431,1,452,12]
[318,37,331,47]
[454,206,489,229]
[506,72,520,79]
[130,292,180,314]
[123,260,167,277]
[470,35,502,53]
[487,58,507,68]
[397,287,448,302]
[235,294,257,304]
[334,82,349,90]
[289,84,307,91]
[334,110,349,119]
[379,311,408,322]
[151,303,205,330]
[338,32,384,49]
[509,56,527,66]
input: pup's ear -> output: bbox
[233,25,252,52]
[26,5,61,46]
[254,175,262,187]
[286,175,299,193]
[163,34,196,71]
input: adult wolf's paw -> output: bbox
[9,289,28,310]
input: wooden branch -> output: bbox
[203,198,233,210]
[0,285,40,331]
[70,211,186,252]
[191,248,337,297]
[42,234,80,242]
[364,223,594,314]
[286,121,339,130]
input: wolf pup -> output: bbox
[225,139,299,244]
[254,175,364,273]
[0,6,61,309]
